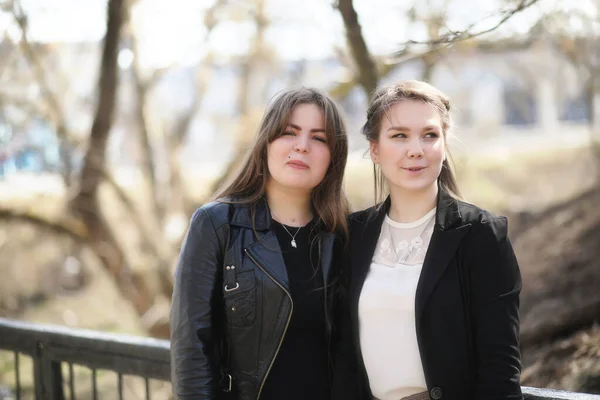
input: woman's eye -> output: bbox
[424,132,439,138]
[313,136,327,143]
[392,133,407,139]
[281,131,295,136]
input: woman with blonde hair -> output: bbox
[335,80,523,400]
[170,87,349,400]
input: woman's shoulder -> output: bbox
[348,203,382,226]
[190,199,234,228]
[454,199,509,239]
[455,199,504,222]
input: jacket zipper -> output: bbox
[244,248,293,400]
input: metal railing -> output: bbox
[1,318,599,400]
[0,318,170,399]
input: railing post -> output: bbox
[33,342,44,400]
[32,341,64,400]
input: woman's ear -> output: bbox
[370,141,379,164]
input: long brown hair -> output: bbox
[213,87,349,237]
[361,80,461,204]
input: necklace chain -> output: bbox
[279,223,302,248]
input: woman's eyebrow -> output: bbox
[386,125,440,132]
[288,123,325,133]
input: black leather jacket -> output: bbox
[170,199,339,400]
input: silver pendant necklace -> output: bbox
[280,223,302,248]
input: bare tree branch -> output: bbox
[335,0,379,97]
[72,0,123,208]
[0,206,88,242]
[128,23,164,222]
[329,62,395,99]
[0,41,20,81]
[401,0,542,48]
[11,0,77,183]
[329,44,448,99]
[332,0,542,99]
[67,0,158,317]
[100,169,175,295]
[10,1,67,138]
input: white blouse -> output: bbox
[358,208,436,400]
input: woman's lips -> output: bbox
[287,160,309,169]
[402,166,426,174]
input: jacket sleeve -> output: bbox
[170,208,223,400]
[467,217,523,400]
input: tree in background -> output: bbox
[0,0,278,337]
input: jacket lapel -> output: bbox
[320,232,335,286]
[415,224,471,321]
[415,189,471,322]
[231,198,290,290]
[350,200,389,308]
[246,230,289,290]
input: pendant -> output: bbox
[291,239,297,248]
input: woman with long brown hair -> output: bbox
[170,87,349,400]
[335,80,523,400]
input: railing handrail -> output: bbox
[1,318,599,399]
[0,317,170,381]
[523,387,600,400]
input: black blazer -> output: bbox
[334,189,523,400]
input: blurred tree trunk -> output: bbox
[70,0,153,316]
[132,59,164,223]
[336,0,378,98]
[333,0,539,100]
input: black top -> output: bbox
[260,219,330,400]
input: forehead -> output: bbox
[288,103,325,125]
[381,100,442,129]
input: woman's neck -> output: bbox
[266,185,313,227]
[388,183,438,223]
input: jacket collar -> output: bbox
[435,186,462,231]
[366,183,462,231]
[230,197,272,231]
[229,196,333,234]
[231,197,336,289]
[348,184,466,319]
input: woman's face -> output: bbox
[370,99,446,196]
[267,103,331,195]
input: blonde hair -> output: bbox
[361,80,461,203]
